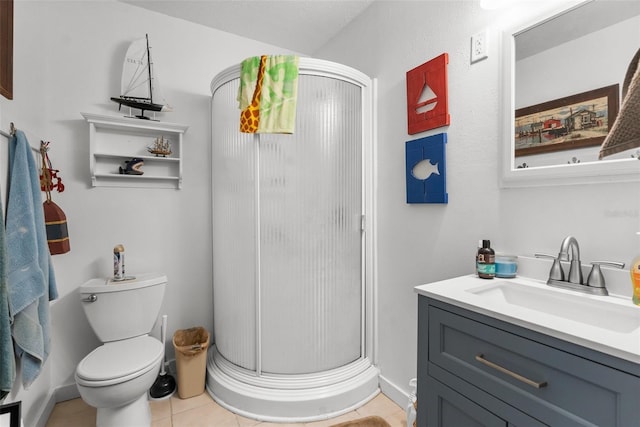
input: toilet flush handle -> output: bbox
[82,294,98,303]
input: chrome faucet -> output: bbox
[558,235,583,285]
[536,235,624,296]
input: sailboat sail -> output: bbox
[121,37,151,100]
[110,34,171,119]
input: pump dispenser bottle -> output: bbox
[477,240,495,279]
[631,255,640,306]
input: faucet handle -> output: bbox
[534,253,555,259]
[535,253,564,281]
[586,261,625,290]
[590,261,625,269]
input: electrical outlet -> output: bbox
[471,30,488,63]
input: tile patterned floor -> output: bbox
[45,391,407,427]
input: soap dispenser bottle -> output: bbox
[477,239,495,279]
[631,255,640,306]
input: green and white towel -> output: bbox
[238,55,299,134]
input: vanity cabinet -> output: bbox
[82,113,189,189]
[417,296,640,427]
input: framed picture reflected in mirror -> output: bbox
[515,85,619,157]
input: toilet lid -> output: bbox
[76,336,163,382]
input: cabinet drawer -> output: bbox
[423,368,548,427]
[426,378,507,427]
[428,305,640,427]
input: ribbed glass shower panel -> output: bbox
[211,79,257,371]
[209,59,376,421]
[259,75,363,374]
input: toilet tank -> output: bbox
[79,273,167,342]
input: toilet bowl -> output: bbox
[75,273,167,427]
[75,336,163,425]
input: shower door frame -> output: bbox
[209,58,377,422]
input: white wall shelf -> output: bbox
[81,112,189,189]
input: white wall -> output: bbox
[315,0,640,403]
[0,1,297,425]
[1,0,638,423]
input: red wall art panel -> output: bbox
[406,53,450,135]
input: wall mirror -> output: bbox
[501,0,640,187]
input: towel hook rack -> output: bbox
[0,122,16,139]
[1,123,44,155]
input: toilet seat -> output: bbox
[76,335,163,387]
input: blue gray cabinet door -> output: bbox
[417,295,640,427]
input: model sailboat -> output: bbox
[110,34,172,120]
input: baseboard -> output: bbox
[378,374,410,409]
[32,383,79,427]
[54,383,80,402]
[30,391,56,427]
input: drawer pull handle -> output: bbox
[475,354,547,389]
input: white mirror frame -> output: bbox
[500,1,640,188]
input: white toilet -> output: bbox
[75,273,167,427]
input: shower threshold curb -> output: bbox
[206,345,380,423]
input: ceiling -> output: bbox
[121,0,375,54]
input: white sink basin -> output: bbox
[467,281,640,334]
[415,274,640,364]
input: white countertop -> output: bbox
[415,274,640,365]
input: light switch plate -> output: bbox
[471,30,488,63]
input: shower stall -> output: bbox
[206,58,377,422]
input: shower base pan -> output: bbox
[206,345,380,423]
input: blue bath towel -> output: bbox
[6,130,58,388]
[0,187,13,400]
